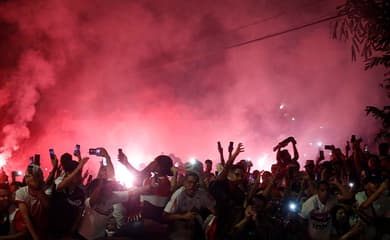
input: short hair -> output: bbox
[62,160,79,173]
[205,159,212,165]
[60,153,73,166]
[230,164,245,173]
[317,180,329,189]
[155,155,173,176]
[363,175,381,185]
[26,164,43,182]
[185,172,200,181]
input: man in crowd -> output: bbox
[163,172,216,240]
[299,181,337,240]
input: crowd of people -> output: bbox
[0,135,389,240]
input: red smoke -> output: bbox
[0,0,387,177]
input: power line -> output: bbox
[225,14,345,50]
[229,0,337,32]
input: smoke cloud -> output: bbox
[0,0,387,175]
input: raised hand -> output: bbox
[96,147,110,158]
[217,142,223,154]
[51,154,58,169]
[232,142,245,159]
[118,149,129,165]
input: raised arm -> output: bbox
[359,180,388,210]
[18,202,39,240]
[291,137,299,162]
[216,142,244,181]
[57,157,89,191]
[44,154,58,186]
[99,148,115,179]
[118,149,143,177]
[217,141,225,166]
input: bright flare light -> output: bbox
[257,153,270,171]
[289,202,297,211]
[116,164,134,188]
[317,141,323,147]
[279,104,285,110]
[0,154,6,168]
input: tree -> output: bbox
[332,0,390,141]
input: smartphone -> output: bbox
[319,150,324,159]
[102,157,107,166]
[89,148,101,155]
[49,148,55,160]
[74,144,81,156]
[11,171,22,177]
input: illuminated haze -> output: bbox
[0,0,387,176]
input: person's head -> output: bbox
[252,170,260,180]
[363,175,381,195]
[25,164,44,190]
[154,155,173,176]
[317,180,330,204]
[271,164,279,174]
[277,149,291,164]
[304,160,315,174]
[368,155,380,170]
[227,164,244,183]
[262,171,272,183]
[183,172,199,197]
[60,154,83,184]
[332,205,348,224]
[205,159,212,172]
[60,153,73,167]
[0,183,10,212]
[331,160,343,171]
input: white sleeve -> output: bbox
[15,187,28,203]
[164,188,181,214]
[299,196,314,219]
[355,191,366,207]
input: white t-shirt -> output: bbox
[78,191,129,240]
[164,186,216,214]
[164,186,216,240]
[299,194,337,240]
[15,186,52,208]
